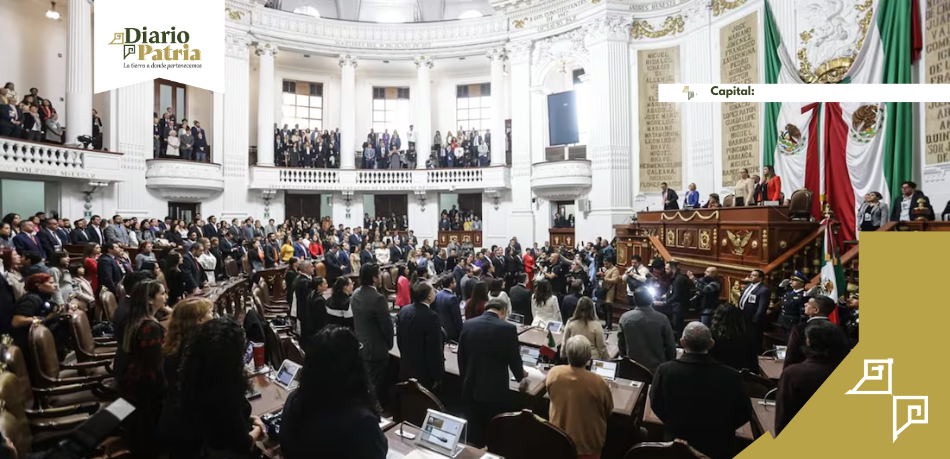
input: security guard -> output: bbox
[778,271,808,335]
[843,290,859,348]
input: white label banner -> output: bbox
[94,0,225,94]
[662,84,950,103]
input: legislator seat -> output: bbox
[740,369,776,399]
[624,440,712,459]
[225,258,239,278]
[100,290,118,323]
[392,379,445,428]
[789,189,813,220]
[486,410,577,459]
[27,324,114,409]
[722,194,735,207]
[68,309,117,364]
[618,358,655,384]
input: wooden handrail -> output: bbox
[762,225,825,275]
[648,235,672,261]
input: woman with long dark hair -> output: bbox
[1,214,20,236]
[327,276,354,329]
[531,279,562,328]
[163,252,188,305]
[114,280,168,459]
[300,276,328,341]
[165,317,264,458]
[280,325,387,459]
[464,281,490,320]
[562,297,607,360]
[161,297,213,400]
[709,304,758,372]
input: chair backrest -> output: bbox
[625,440,712,459]
[116,283,126,301]
[381,270,395,294]
[68,310,99,361]
[258,278,273,305]
[789,189,813,219]
[313,261,326,281]
[226,258,239,278]
[486,410,577,459]
[242,255,251,275]
[100,290,118,322]
[723,194,735,207]
[27,324,62,388]
[282,338,305,366]
[0,371,33,457]
[393,379,445,428]
[263,323,284,367]
[740,369,776,398]
[618,358,655,384]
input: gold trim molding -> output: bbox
[796,0,873,84]
[631,15,685,40]
[225,8,245,20]
[671,256,756,273]
[711,0,749,17]
[660,210,720,222]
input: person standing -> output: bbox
[687,267,721,327]
[395,282,444,390]
[432,276,463,342]
[351,264,394,404]
[617,287,677,372]
[546,335,613,459]
[856,192,888,232]
[653,261,691,340]
[178,126,194,161]
[734,169,755,206]
[660,182,679,210]
[561,297,608,361]
[737,269,770,353]
[755,165,782,204]
[890,180,934,222]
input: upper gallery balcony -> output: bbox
[248,165,511,192]
[0,137,124,182]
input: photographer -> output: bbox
[687,267,721,327]
[622,255,651,305]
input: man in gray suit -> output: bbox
[351,263,394,403]
[104,214,130,246]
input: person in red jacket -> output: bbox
[756,165,783,204]
[523,249,535,290]
[309,238,324,258]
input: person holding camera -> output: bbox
[687,267,721,327]
[622,255,651,305]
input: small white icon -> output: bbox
[893,396,928,443]
[846,358,892,395]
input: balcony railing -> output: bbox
[249,165,510,191]
[531,159,592,199]
[0,137,124,181]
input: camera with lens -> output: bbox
[261,411,283,441]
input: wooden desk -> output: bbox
[544,376,644,417]
[437,231,483,248]
[643,388,775,440]
[758,356,784,381]
[385,422,484,458]
[549,228,575,248]
[249,374,290,417]
[518,328,561,348]
[258,417,399,459]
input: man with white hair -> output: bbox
[545,335,614,458]
[650,322,752,459]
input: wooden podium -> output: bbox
[614,206,820,303]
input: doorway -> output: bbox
[168,202,200,224]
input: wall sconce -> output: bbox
[46,2,60,20]
[82,181,109,219]
[485,189,502,211]
[342,190,355,217]
[262,189,277,219]
[414,190,428,212]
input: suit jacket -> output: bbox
[775,356,840,436]
[457,311,524,405]
[348,234,362,248]
[13,232,45,258]
[491,256,506,279]
[890,191,935,221]
[360,249,376,266]
[389,246,402,263]
[738,283,770,326]
[396,302,445,388]
[248,247,264,271]
[37,228,64,258]
[324,249,343,281]
[351,285,394,362]
[662,189,680,210]
[202,223,218,239]
[96,254,123,296]
[70,227,90,244]
[509,284,533,325]
[651,353,752,459]
[85,226,104,245]
[104,224,129,246]
[242,225,255,243]
[180,253,205,292]
[432,289,463,342]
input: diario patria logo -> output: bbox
[682,86,695,100]
[108,27,202,68]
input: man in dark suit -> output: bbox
[70,219,90,244]
[0,99,22,138]
[890,180,935,221]
[55,219,71,244]
[97,242,124,296]
[37,219,65,259]
[351,264,394,405]
[660,182,680,210]
[490,248,506,281]
[360,244,376,265]
[395,282,444,390]
[509,273,533,325]
[432,277,463,342]
[782,296,847,369]
[263,233,278,268]
[181,243,208,294]
[544,252,570,297]
[651,322,752,459]
[738,269,771,352]
[202,216,218,239]
[654,261,692,340]
[324,244,343,284]
[388,240,402,264]
[775,320,848,436]
[458,299,527,447]
[13,221,45,259]
[348,228,362,248]
[85,215,104,245]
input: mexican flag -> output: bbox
[819,219,845,324]
[772,102,822,220]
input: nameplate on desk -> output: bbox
[630,381,643,387]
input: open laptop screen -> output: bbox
[419,410,465,456]
[591,360,618,380]
[520,346,541,367]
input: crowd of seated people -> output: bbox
[1,82,103,148]
[154,107,210,162]
[275,124,341,168]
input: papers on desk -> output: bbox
[246,364,271,377]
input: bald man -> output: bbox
[650,322,752,459]
[687,267,721,327]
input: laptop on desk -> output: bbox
[591,359,618,381]
[272,359,302,391]
[507,312,525,325]
[510,346,542,381]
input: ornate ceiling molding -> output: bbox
[225,33,251,59]
[506,40,534,64]
[629,15,684,40]
[711,0,749,17]
[533,27,589,66]
[585,13,634,44]
[796,0,874,84]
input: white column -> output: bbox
[255,42,277,166]
[66,0,93,143]
[581,14,634,244]
[487,49,508,166]
[212,91,225,161]
[507,41,535,246]
[339,54,358,169]
[114,81,153,217]
[223,33,252,219]
[413,56,434,169]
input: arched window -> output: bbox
[293,5,320,17]
[457,10,483,19]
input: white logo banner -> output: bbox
[661,84,948,103]
[93,0,224,94]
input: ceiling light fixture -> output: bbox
[46,2,60,20]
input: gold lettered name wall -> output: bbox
[638,46,683,192]
[926,0,950,166]
[719,12,760,185]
